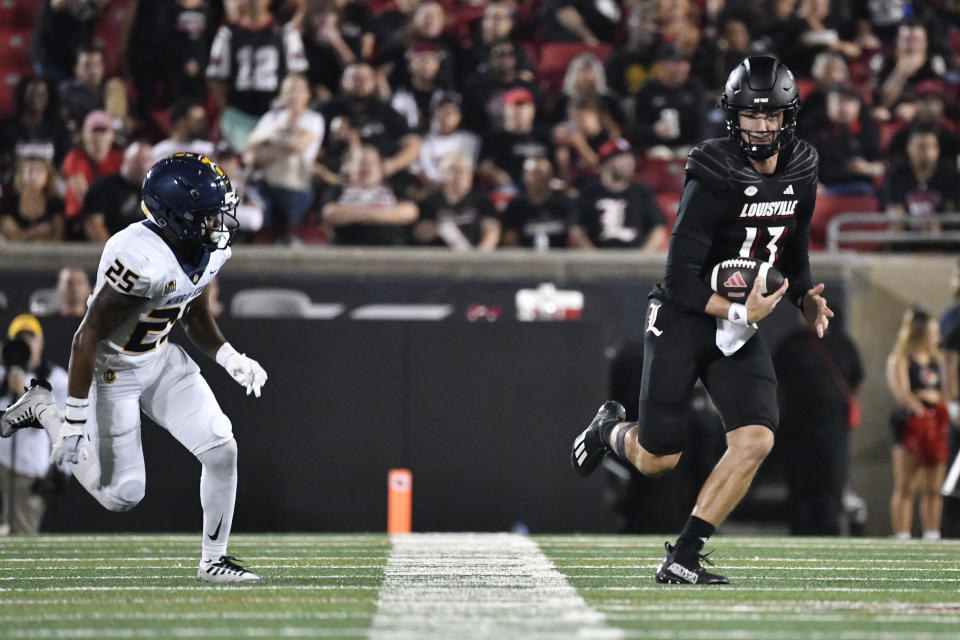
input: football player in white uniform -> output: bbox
[1,153,267,582]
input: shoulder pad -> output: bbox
[685,138,761,191]
[781,138,819,185]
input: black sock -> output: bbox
[673,515,715,563]
[599,419,630,453]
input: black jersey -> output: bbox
[207,20,308,116]
[417,189,496,248]
[663,136,818,313]
[576,180,666,248]
[502,190,578,248]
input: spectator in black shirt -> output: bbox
[605,2,660,98]
[376,1,455,91]
[30,0,105,82]
[0,76,72,185]
[80,141,153,243]
[777,0,860,79]
[321,145,419,245]
[694,13,755,92]
[0,151,64,242]
[633,44,704,158]
[540,0,622,45]
[884,124,960,231]
[458,1,535,80]
[321,63,421,178]
[501,156,582,249]
[573,138,666,249]
[797,51,850,137]
[302,0,375,101]
[390,44,448,134]
[461,41,543,134]
[479,87,555,190]
[804,84,884,195]
[555,101,616,186]
[872,20,947,111]
[550,52,625,131]
[370,0,419,56]
[58,43,106,136]
[886,82,960,169]
[412,153,500,250]
[126,0,217,127]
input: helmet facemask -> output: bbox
[192,192,240,252]
[723,103,799,161]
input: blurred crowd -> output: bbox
[1,0,959,249]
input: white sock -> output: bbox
[922,530,941,541]
[893,531,911,540]
[198,439,238,561]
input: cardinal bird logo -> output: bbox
[723,271,748,289]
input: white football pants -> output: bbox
[66,343,237,560]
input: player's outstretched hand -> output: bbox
[745,276,788,324]
[217,344,268,397]
[803,283,834,338]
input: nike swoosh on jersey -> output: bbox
[207,515,223,540]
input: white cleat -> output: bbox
[1,379,58,438]
[197,555,264,583]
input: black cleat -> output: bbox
[570,400,626,477]
[655,542,730,585]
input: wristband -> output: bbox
[949,401,960,424]
[65,396,89,424]
[216,343,239,368]
[727,303,749,327]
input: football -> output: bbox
[709,258,785,301]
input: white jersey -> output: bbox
[93,221,230,370]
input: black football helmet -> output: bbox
[721,56,800,160]
[141,153,239,252]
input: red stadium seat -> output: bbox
[537,43,612,92]
[0,0,41,29]
[0,71,23,118]
[0,29,33,73]
[811,193,881,251]
[636,157,686,193]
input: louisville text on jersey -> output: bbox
[738,200,799,218]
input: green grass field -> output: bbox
[1,534,958,639]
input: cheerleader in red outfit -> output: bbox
[886,306,949,540]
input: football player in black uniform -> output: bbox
[570,57,833,584]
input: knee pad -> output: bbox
[199,437,238,471]
[102,476,145,512]
[211,413,233,440]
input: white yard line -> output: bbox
[367,533,622,640]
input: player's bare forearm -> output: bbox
[704,293,732,319]
[68,286,147,399]
[183,289,227,359]
[68,326,98,399]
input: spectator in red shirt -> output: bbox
[60,110,122,240]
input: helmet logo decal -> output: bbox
[753,98,769,103]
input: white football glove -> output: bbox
[216,343,268,397]
[51,397,90,465]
